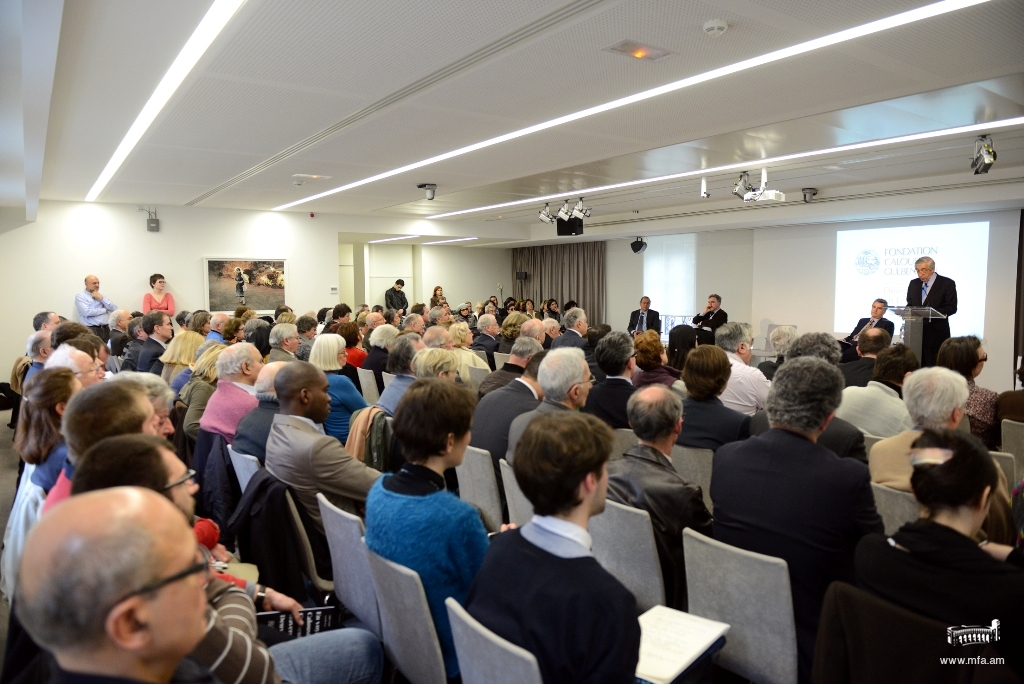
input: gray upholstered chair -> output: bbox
[683,528,797,684]
[499,459,533,526]
[473,350,489,365]
[382,371,396,388]
[613,429,638,460]
[870,482,920,535]
[456,446,503,532]
[226,445,261,493]
[1001,419,1024,481]
[493,352,511,368]
[990,451,1016,489]
[356,367,380,404]
[466,365,490,391]
[862,433,883,454]
[316,493,381,638]
[283,490,333,594]
[589,500,665,613]
[670,445,715,513]
[445,598,543,684]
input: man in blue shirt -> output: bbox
[207,312,229,342]
[24,331,52,382]
[74,275,117,342]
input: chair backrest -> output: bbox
[356,367,380,404]
[226,446,262,493]
[456,447,503,532]
[999,419,1024,484]
[589,500,665,612]
[990,451,1015,489]
[474,349,489,364]
[316,494,381,639]
[956,414,971,434]
[382,371,396,388]
[683,528,797,684]
[445,598,543,684]
[862,433,883,453]
[364,546,447,684]
[467,366,490,391]
[499,459,533,526]
[283,490,334,594]
[493,352,511,368]
[761,324,796,353]
[870,482,920,535]
[613,429,638,460]
[670,445,715,513]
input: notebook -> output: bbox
[635,605,730,684]
[257,606,339,637]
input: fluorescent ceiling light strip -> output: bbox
[85,0,247,202]
[368,235,420,243]
[426,116,1024,219]
[422,237,478,244]
[272,0,991,211]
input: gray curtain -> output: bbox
[511,241,606,324]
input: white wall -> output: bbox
[696,230,754,326]
[605,238,644,329]
[367,244,414,309]
[420,245,512,310]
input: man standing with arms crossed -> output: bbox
[75,275,117,342]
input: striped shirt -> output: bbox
[191,579,281,684]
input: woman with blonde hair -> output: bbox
[429,285,445,310]
[412,347,460,381]
[309,333,366,442]
[632,330,686,397]
[276,311,297,325]
[158,330,204,383]
[449,322,489,384]
[180,343,226,441]
[497,311,529,354]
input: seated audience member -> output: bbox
[206,312,228,342]
[365,379,488,680]
[750,332,868,463]
[337,321,368,369]
[550,307,591,358]
[422,325,453,350]
[449,322,489,384]
[361,311,385,352]
[937,335,998,449]
[839,327,891,388]
[45,344,104,388]
[308,334,367,443]
[585,324,612,382]
[631,330,685,396]
[715,322,770,415]
[497,312,529,354]
[107,309,131,357]
[110,372,176,439]
[243,317,269,343]
[541,317,561,349]
[582,331,637,430]
[266,361,381,532]
[23,331,53,382]
[62,334,106,369]
[996,362,1024,425]
[295,315,318,361]
[678,345,751,451]
[157,330,204,384]
[412,348,460,381]
[376,335,425,417]
[121,316,147,371]
[177,310,192,328]
[506,348,591,462]
[51,321,89,349]
[332,303,353,325]
[409,303,427,318]
[32,311,60,333]
[520,318,545,345]
[470,313,501,369]
[247,322,272,359]
[402,313,425,335]
[466,413,640,683]
[454,302,477,329]
[855,428,1024,678]
[188,311,212,337]
[541,298,561,322]
[470,350,544,477]
[712,357,882,683]
[16,368,81,495]
[836,343,918,438]
[171,339,220,396]
[757,325,797,381]
[383,308,401,328]
[267,323,301,363]
[276,311,297,326]
[608,385,713,610]
[363,323,398,393]
[477,337,543,397]
[199,343,262,442]
[138,310,173,374]
[666,324,697,375]
[179,344,225,440]
[233,362,287,463]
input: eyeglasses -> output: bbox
[163,468,196,491]
[113,547,211,606]
[75,362,104,377]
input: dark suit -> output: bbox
[470,333,500,370]
[840,317,895,363]
[712,428,883,683]
[691,308,728,345]
[137,337,166,375]
[840,356,876,388]
[905,274,957,366]
[677,397,750,452]
[751,410,867,464]
[582,377,636,430]
[549,329,591,359]
[757,356,783,380]
[477,363,523,397]
[108,328,129,357]
[362,347,389,393]
[627,309,661,335]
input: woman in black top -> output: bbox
[856,429,1024,677]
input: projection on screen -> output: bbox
[834,223,989,338]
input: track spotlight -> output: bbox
[556,200,572,221]
[571,198,592,220]
[538,204,557,224]
[732,171,754,199]
[417,183,437,200]
[972,136,996,174]
[700,177,710,199]
[737,168,785,202]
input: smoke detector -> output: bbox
[703,19,728,37]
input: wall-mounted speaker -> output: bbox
[147,218,160,232]
[516,271,528,280]
[556,217,584,236]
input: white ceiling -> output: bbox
[24,0,1024,229]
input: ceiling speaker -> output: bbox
[516,271,528,280]
[630,238,647,254]
[556,217,583,236]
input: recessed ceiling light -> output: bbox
[292,174,333,180]
[604,40,673,61]
[425,115,1024,219]
[421,237,478,245]
[272,0,991,212]
[821,165,844,171]
[368,235,420,243]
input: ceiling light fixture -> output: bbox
[421,237,478,245]
[538,204,557,224]
[85,0,248,202]
[604,40,673,61]
[425,115,1024,219]
[368,235,420,243]
[556,201,573,221]
[700,177,710,198]
[570,198,592,219]
[971,135,996,174]
[272,0,991,212]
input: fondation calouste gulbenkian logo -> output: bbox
[948,620,1000,646]
[855,249,881,276]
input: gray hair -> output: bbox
[26,331,50,357]
[766,356,844,434]
[370,324,399,349]
[537,348,587,402]
[428,306,446,324]
[44,345,89,373]
[715,322,748,353]
[915,256,935,269]
[769,326,798,357]
[477,314,496,330]
[107,309,128,327]
[484,304,496,314]
[903,367,968,429]
[254,361,287,395]
[109,372,175,413]
[387,335,419,374]
[542,318,560,332]
[216,342,259,378]
[562,307,586,330]
[627,385,683,441]
[243,318,269,336]
[786,332,842,366]
[194,339,221,362]
[594,331,634,376]
[520,319,544,341]
[269,323,297,349]
[422,326,451,349]
[412,348,458,378]
[296,315,317,335]
[510,336,543,359]
[402,314,424,331]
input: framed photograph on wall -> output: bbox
[204,258,287,314]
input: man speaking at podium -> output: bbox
[905,256,957,367]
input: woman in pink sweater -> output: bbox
[142,273,176,316]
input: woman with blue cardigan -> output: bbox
[365,378,489,681]
[308,333,367,443]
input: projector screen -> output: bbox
[834,222,989,338]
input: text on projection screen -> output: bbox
[834,223,988,338]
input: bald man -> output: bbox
[361,312,385,352]
[207,313,230,343]
[233,361,288,463]
[75,275,117,342]
[265,362,381,533]
[422,326,453,350]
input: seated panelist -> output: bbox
[840,299,894,363]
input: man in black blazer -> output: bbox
[691,294,727,345]
[626,297,661,337]
[839,299,895,363]
[905,257,957,366]
[712,357,883,683]
[839,327,891,388]
[137,310,172,375]
[550,307,592,359]
[470,313,501,370]
[582,331,637,430]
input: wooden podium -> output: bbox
[890,306,946,362]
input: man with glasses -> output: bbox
[45,345,105,388]
[268,323,302,362]
[905,256,957,367]
[138,311,173,375]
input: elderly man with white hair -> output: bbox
[471,313,501,369]
[422,325,454,350]
[107,309,132,357]
[756,325,798,381]
[45,344,104,388]
[402,313,426,335]
[478,336,543,397]
[426,305,451,328]
[199,342,263,441]
[110,371,177,439]
[268,323,301,362]
[361,311,386,352]
[519,318,544,344]
[505,347,592,462]
[550,307,590,357]
[541,317,561,349]
[233,361,288,463]
[24,330,53,383]
[207,312,230,342]
[363,323,399,393]
[716,322,770,416]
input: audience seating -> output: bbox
[473,350,489,364]
[455,446,503,532]
[365,545,448,684]
[226,446,261,493]
[445,597,543,684]
[999,419,1024,482]
[466,366,490,391]
[870,483,920,535]
[589,500,665,613]
[683,528,798,684]
[499,459,533,526]
[956,415,971,434]
[751,323,796,363]
[317,493,382,639]
[356,367,380,404]
[382,372,396,388]
[612,429,638,460]
[990,451,1015,489]
[862,433,883,453]
[284,490,334,595]
[670,445,714,513]
[493,352,511,368]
